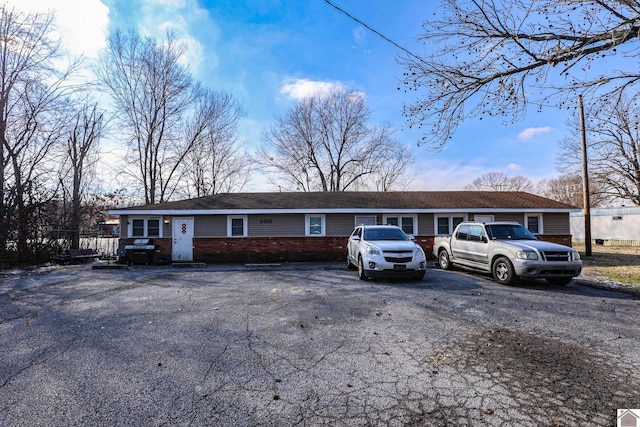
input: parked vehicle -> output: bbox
[433,221,582,285]
[347,225,427,280]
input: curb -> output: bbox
[574,277,640,297]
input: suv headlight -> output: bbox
[516,250,539,260]
[367,246,381,256]
[572,251,581,261]
[415,246,425,259]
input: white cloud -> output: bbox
[507,163,522,171]
[408,158,487,191]
[137,0,211,73]
[353,26,366,44]
[280,78,345,100]
[518,126,552,141]
[6,0,109,59]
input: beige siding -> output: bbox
[248,214,304,237]
[418,213,434,235]
[543,213,570,234]
[137,211,571,238]
[119,216,128,238]
[195,216,227,237]
[162,218,171,237]
[327,214,360,236]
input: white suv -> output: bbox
[347,225,427,280]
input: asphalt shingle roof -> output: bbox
[113,191,578,212]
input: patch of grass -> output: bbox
[574,245,640,287]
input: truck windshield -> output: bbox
[364,228,409,241]
[486,224,537,241]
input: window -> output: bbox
[473,215,494,223]
[525,214,543,234]
[355,216,376,226]
[435,215,466,235]
[456,224,470,240]
[129,217,162,237]
[227,215,247,237]
[306,214,325,236]
[147,219,160,237]
[385,215,416,235]
[132,219,145,237]
[469,225,486,242]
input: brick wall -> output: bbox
[119,234,573,264]
[540,235,573,247]
[193,237,349,263]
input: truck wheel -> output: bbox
[492,257,518,285]
[438,250,452,270]
[358,256,369,281]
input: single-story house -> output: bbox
[108,191,580,264]
[571,206,640,246]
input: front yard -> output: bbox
[576,244,640,288]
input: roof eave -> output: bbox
[108,207,580,216]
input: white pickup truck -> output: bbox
[433,221,582,285]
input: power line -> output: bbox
[323,0,424,63]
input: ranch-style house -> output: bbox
[108,191,579,264]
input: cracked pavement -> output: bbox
[0,263,638,426]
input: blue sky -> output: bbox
[10,0,574,191]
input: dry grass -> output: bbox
[574,245,640,287]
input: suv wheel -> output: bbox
[358,256,369,281]
[492,257,518,285]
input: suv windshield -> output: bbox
[363,228,409,241]
[486,224,537,241]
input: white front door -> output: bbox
[172,217,194,262]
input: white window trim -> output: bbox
[227,215,248,237]
[305,214,326,236]
[383,214,418,235]
[434,214,468,236]
[128,217,163,238]
[525,213,544,234]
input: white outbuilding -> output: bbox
[571,207,640,246]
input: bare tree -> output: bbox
[256,88,414,192]
[559,96,640,205]
[464,171,534,192]
[0,6,83,263]
[400,0,640,149]
[181,90,249,197]
[536,174,608,207]
[98,29,242,204]
[369,144,417,191]
[57,101,105,249]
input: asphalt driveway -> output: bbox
[1,263,638,426]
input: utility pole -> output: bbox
[578,94,592,256]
